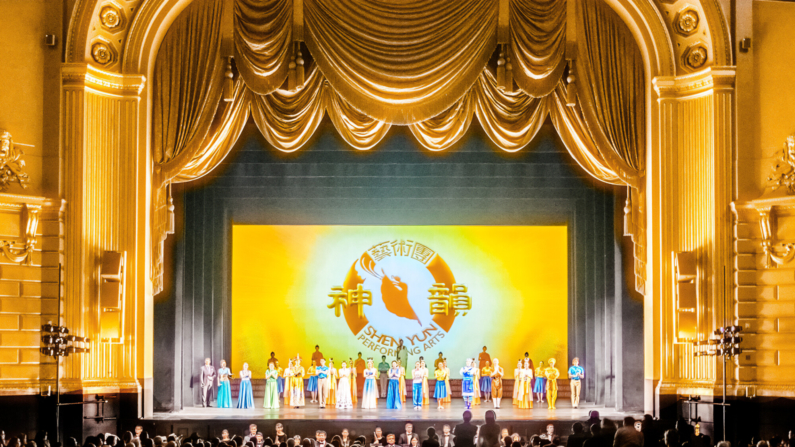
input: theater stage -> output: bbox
[145,400,640,439]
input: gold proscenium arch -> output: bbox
[62,0,735,417]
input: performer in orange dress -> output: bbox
[398,359,407,404]
[349,357,358,405]
[472,360,482,406]
[513,360,522,406]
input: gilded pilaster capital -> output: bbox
[652,66,736,100]
[61,63,146,97]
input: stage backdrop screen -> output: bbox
[231,225,568,378]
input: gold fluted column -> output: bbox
[650,67,736,412]
[60,64,146,396]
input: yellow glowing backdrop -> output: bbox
[232,225,568,378]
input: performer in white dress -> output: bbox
[336,361,354,409]
[361,358,379,409]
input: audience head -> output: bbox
[664,430,679,447]
[485,410,497,423]
[572,423,583,435]
[444,426,452,436]
[426,428,436,440]
[589,425,601,436]
[405,424,413,433]
[386,435,395,446]
[315,432,326,443]
[463,410,473,423]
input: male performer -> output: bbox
[568,357,585,408]
[396,339,408,369]
[316,358,330,408]
[440,425,455,447]
[199,358,215,407]
[312,345,325,365]
[434,352,445,369]
[378,355,390,398]
[355,352,366,393]
[399,423,419,445]
[269,352,278,366]
[544,358,560,410]
[478,346,491,370]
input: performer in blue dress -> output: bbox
[460,358,477,410]
[217,360,232,408]
[306,360,319,403]
[480,360,493,400]
[386,361,402,409]
[277,360,285,396]
[236,362,255,409]
[533,360,547,403]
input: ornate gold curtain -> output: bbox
[150,0,648,293]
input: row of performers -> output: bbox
[204,356,582,411]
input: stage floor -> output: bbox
[151,399,640,422]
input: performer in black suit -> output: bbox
[199,358,215,407]
[399,424,419,446]
[439,425,455,447]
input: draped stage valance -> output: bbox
[149,0,647,294]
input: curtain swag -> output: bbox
[149,0,648,293]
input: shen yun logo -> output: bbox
[328,240,472,357]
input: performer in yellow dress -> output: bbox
[544,357,560,409]
[326,359,338,406]
[291,357,306,408]
[350,357,358,405]
[283,359,294,407]
[420,360,430,405]
[513,360,522,406]
[481,362,493,403]
[472,361,481,406]
[518,358,534,409]
[398,359,407,403]
[434,362,448,409]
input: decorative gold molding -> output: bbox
[682,41,708,70]
[62,63,146,97]
[0,131,31,192]
[0,203,40,265]
[673,6,700,37]
[99,3,125,33]
[653,66,735,98]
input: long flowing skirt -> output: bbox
[336,377,353,409]
[264,379,280,408]
[518,380,533,409]
[306,376,318,392]
[351,375,358,404]
[284,378,292,406]
[491,377,503,399]
[278,376,285,393]
[443,377,451,403]
[361,378,378,409]
[422,377,430,405]
[387,379,402,409]
[473,375,481,405]
[462,378,475,397]
[412,383,423,407]
[433,380,447,399]
[513,376,519,405]
[217,381,232,408]
[533,377,547,393]
[236,379,254,409]
[290,380,305,407]
[481,376,492,393]
[326,377,337,406]
[399,375,407,403]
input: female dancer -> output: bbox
[277,360,285,398]
[411,361,423,410]
[283,359,294,407]
[490,358,504,409]
[361,358,379,409]
[217,360,232,408]
[460,358,477,410]
[443,361,452,404]
[236,362,254,409]
[513,360,522,406]
[481,360,493,403]
[336,361,353,409]
[518,358,533,409]
[420,359,430,406]
[472,358,481,406]
[349,357,358,405]
[306,360,318,403]
[290,357,305,408]
[433,360,448,409]
[386,361,402,409]
[533,360,547,403]
[398,359,407,404]
[264,361,280,409]
[326,359,338,406]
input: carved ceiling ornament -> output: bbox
[91,40,115,65]
[0,131,30,192]
[674,6,700,37]
[99,4,124,32]
[682,42,708,70]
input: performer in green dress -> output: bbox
[264,361,280,409]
